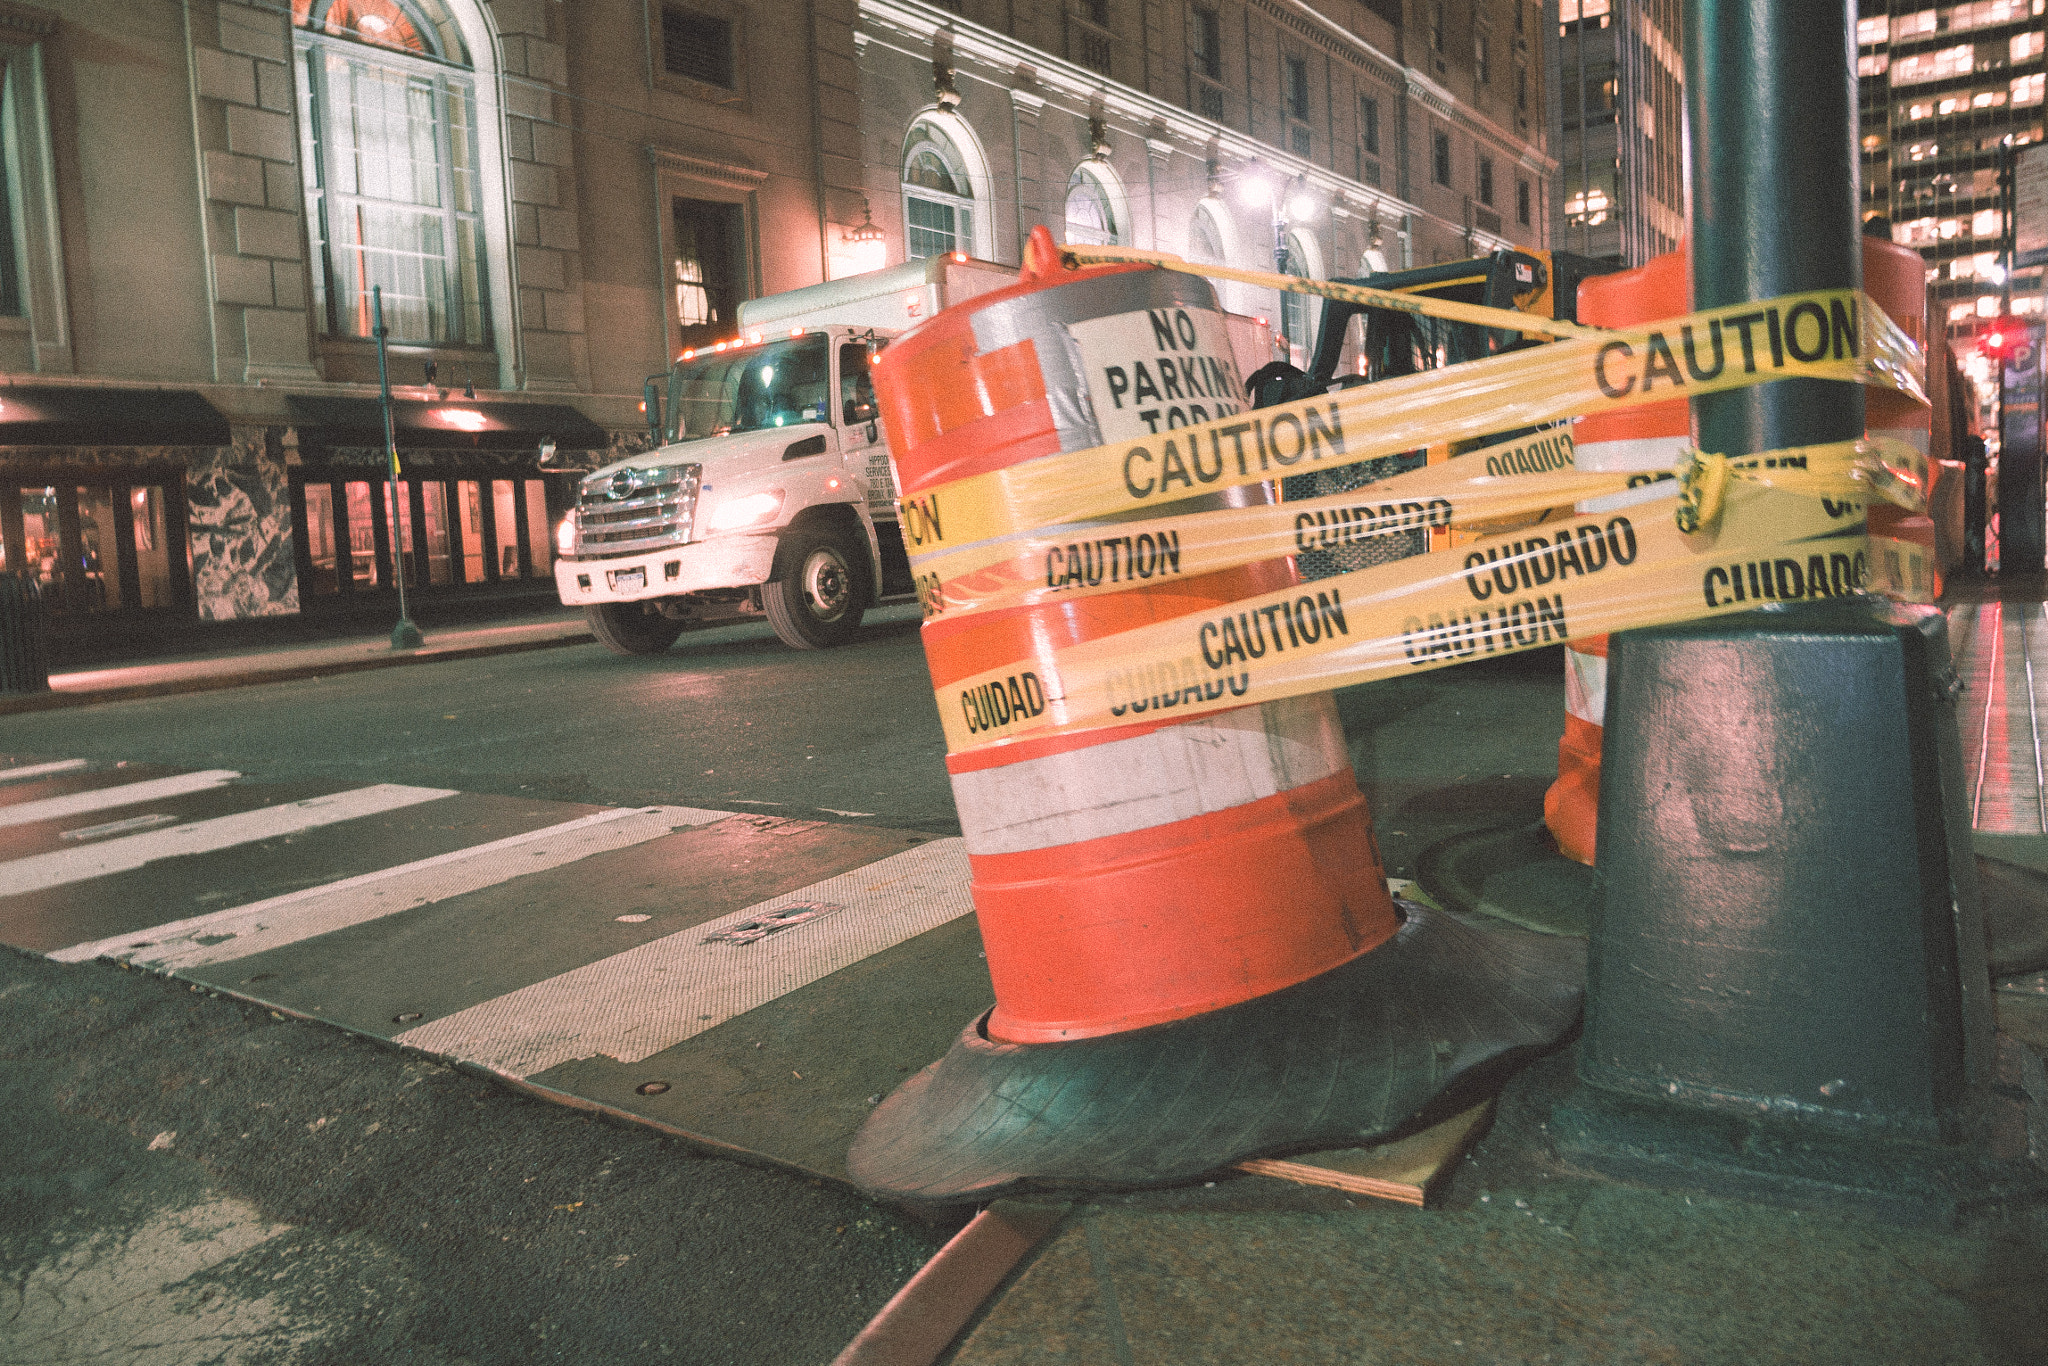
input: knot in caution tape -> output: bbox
[1671,436,1928,535]
[1674,450,1731,535]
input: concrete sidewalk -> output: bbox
[0,611,595,715]
[910,1047,2047,1366]
[831,597,2048,1366]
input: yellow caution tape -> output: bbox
[913,432,1929,621]
[893,288,1925,554]
[1062,246,1605,339]
[1672,435,1928,535]
[937,481,1932,754]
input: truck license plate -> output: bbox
[608,568,646,591]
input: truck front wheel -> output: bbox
[765,527,868,649]
[585,602,686,656]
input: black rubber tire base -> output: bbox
[847,901,1585,1207]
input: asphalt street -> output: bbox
[2,605,1570,872]
[0,607,1571,1365]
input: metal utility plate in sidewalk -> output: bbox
[154,813,993,1183]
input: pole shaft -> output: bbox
[372,286,414,630]
[1685,0,1863,458]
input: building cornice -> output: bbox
[858,0,1554,253]
[861,0,1425,227]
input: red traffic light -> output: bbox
[1981,316,2025,358]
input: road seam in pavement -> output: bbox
[829,1203,1071,1366]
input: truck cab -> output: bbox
[553,254,1013,654]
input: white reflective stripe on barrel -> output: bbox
[950,693,1351,856]
[1574,434,1694,515]
[1564,645,1607,726]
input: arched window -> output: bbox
[1064,164,1123,246]
[902,120,976,259]
[295,0,490,345]
[1280,229,1322,363]
[1188,202,1228,265]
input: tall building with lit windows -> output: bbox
[1857,0,2048,340]
[1547,0,1684,267]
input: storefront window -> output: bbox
[18,487,57,591]
[492,479,523,577]
[294,473,553,595]
[75,486,115,609]
[524,481,552,577]
[421,481,452,584]
[4,482,181,611]
[346,480,381,586]
[457,479,486,580]
[303,483,339,594]
[130,487,174,608]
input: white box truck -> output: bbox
[554,252,1277,654]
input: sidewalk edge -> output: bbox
[0,629,594,715]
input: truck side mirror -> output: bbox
[843,397,877,426]
[642,376,664,443]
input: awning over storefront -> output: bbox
[0,387,231,446]
[286,397,612,451]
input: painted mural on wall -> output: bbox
[186,434,299,621]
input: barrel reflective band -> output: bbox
[1564,646,1607,727]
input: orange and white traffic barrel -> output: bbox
[1543,249,1690,866]
[848,226,1583,1205]
[1862,235,1937,595]
[1545,242,1935,867]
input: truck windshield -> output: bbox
[670,334,831,441]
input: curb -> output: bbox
[0,629,595,716]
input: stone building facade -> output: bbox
[0,0,840,635]
[854,0,1554,364]
[0,0,1548,642]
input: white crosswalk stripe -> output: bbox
[53,804,734,968]
[0,759,90,784]
[5,758,980,1152]
[393,839,974,1075]
[0,783,458,898]
[0,770,240,829]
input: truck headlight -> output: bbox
[705,490,784,532]
[555,513,577,556]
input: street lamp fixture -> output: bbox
[846,199,885,244]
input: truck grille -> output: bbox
[568,462,700,556]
